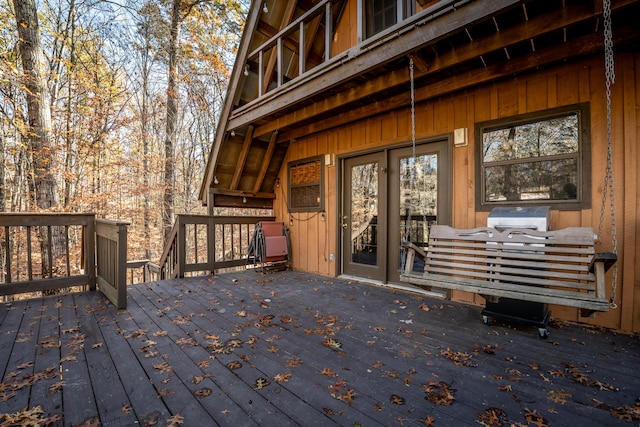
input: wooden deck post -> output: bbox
[95,219,129,309]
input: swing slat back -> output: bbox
[401,225,616,312]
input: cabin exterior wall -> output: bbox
[272,52,640,332]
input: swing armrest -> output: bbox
[401,241,427,260]
[589,252,617,274]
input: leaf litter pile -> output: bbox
[1,272,639,426]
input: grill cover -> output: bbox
[487,206,550,231]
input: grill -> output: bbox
[484,206,552,338]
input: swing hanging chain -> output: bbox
[598,0,618,309]
[401,56,418,246]
[410,56,416,161]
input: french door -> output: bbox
[340,140,450,283]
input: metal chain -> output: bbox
[410,56,416,163]
[402,56,417,246]
[598,0,618,308]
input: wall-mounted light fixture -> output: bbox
[242,196,247,204]
[243,65,249,76]
[230,130,235,137]
[263,2,268,13]
[213,176,219,185]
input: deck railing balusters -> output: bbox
[150,215,275,280]
[0,214,125,307]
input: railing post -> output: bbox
[85,215,96,291]
[208,216,216,274]
[177,216,186,278]
[95,219,128,309]
[325,2,332,62]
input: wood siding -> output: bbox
[273,53,639,333]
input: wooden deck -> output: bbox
[1,270,638,426]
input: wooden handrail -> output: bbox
[0,213,96,298]
[0,213,129,308]
[154,215,275,280]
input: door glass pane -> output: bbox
[351,162,378,265]
[400,154,438,249]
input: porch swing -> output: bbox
[400,2,619,319]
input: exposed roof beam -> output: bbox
[252,131,278,193]
[230,125,254,190]
[277,26,638,142]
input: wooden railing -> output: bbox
[149,215,274,280]
[0,213,275,303]
[0,213,129,308]
[95,219,129,309]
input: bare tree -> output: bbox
[12,0,65,282]
[163,0,182,243]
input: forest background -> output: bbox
[0,0,248,263]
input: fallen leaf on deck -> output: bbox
[166,414,185,426]
[592,398,640,421]
[524,407,549,427]
[321,367,338,377]
[157,388,174,397]
[0,405,47,426]
[254,378,269,390]
[141,410,161,426]
[423,381,456,406]
[390,394,405,405]
[419,416,435,426]
[285,357,303,367]
[476,407,509,426]
[547,389,571,404]
[273,373,292,383]
[48,380,65,395]
[195,388,212,398]
[441,348,476,367]
[153,362,173,374]
[226,361,242,370]
[75,416,101,427]
[322,337,342,350]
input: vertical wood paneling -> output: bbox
[526,77,547,112]
[281,54,638,332]
[381,111,396,141]
[620,53,638,332]
[368,116,382,145]
[633,55,640,332]
[497,81,518,117]
[547,74,557,108]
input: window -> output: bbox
[476,104,591,210]
[288,156,324,212]
[364,0,414,39]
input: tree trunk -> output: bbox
[163,0,181,243]
[13,0,59,211]
[13,0,65,284]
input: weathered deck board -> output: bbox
[1,270,639,426]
